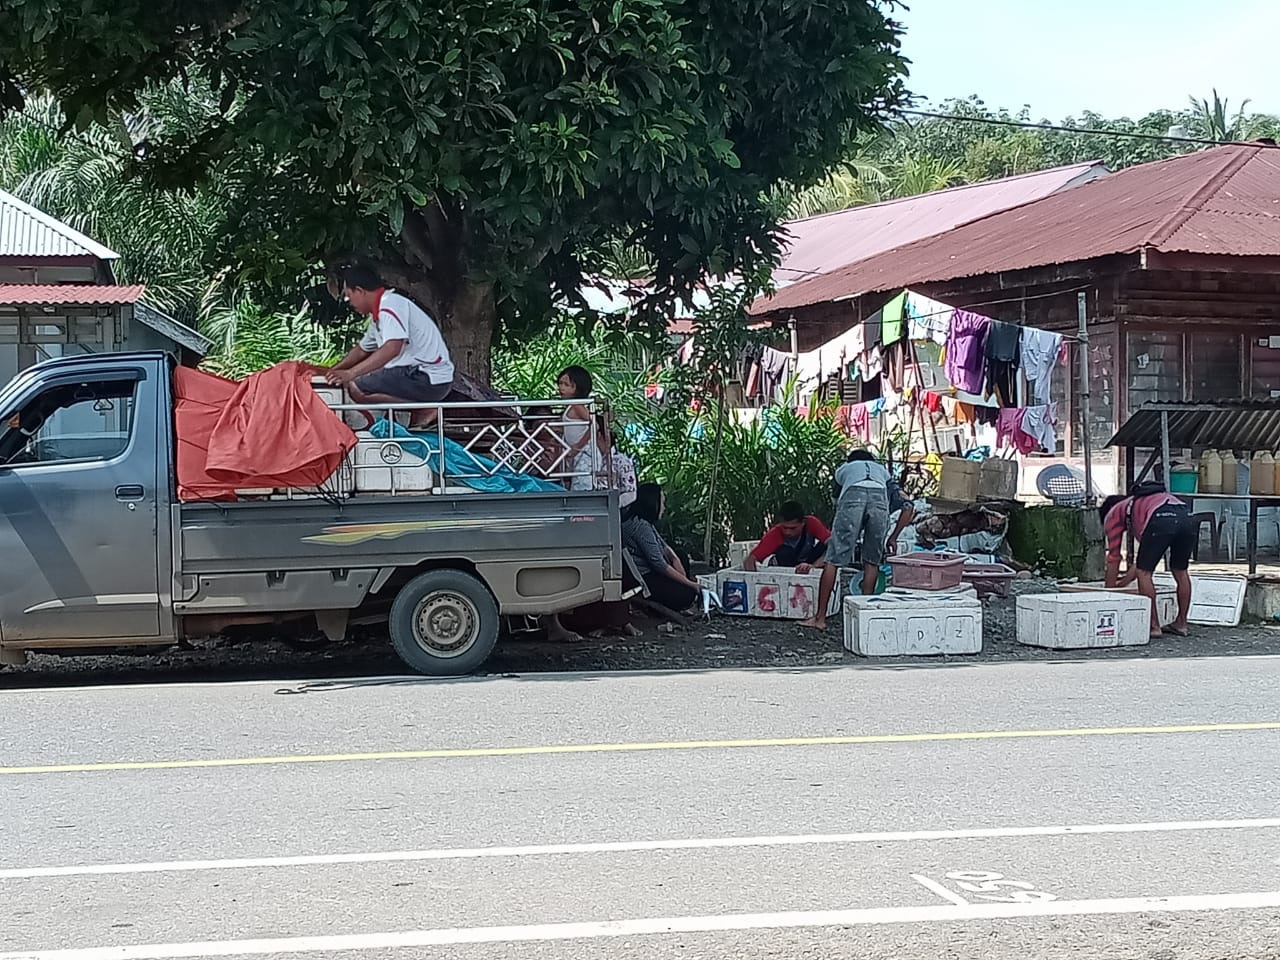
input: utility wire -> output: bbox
[898,109,1278,149]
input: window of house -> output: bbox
[1126,330,1182,411]
[1189,333,1242,401]
[1250,333,1280,398]
[1,377,138,466]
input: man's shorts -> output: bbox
[1136,503,1197,572]
[354,366,453,403]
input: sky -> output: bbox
[897,0,1280,121]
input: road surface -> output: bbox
[2,656,1279,958]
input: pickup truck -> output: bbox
[0,352,625,675]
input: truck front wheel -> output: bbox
[389,569,500,676]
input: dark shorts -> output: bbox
[354,366,452,403]
[1136,504,1197,572]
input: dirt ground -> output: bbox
[5,580,1280,688]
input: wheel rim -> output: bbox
[412,590,481,658]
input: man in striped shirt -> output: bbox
[1099,484,1195,638]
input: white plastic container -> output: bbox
[842,591,982,656]
[1152,572,1246,626]
[1016,592,1149,649]
[352,434,433,493]
[1060,581,1177,628]
[710,568,839,620]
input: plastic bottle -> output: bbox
[1222,450,1239,496]
[1200,449,1222,494]
[1252,451,1274,496]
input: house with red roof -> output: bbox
[0,188,209,384]
[751,142,1280,487]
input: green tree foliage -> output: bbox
[0,0,908,381]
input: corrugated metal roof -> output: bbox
[753,143,1280,317]
[772,161,1106,286]
[0,188,119,260]
[0,283,144,305]
[134,301,211,356]
[1108,400,1280,452]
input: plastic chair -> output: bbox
[1036,464,1088,506]
[1222,504,1280,562]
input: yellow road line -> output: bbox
[2,722,1277,776]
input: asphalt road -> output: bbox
[2,657,1279,959]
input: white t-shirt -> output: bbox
[358,290,455,384]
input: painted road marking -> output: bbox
[911,874,969,906]
[1,721,1277,776]
[2,817,1278,881]
[5,891,1280,958]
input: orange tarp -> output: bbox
[174,362,357,501]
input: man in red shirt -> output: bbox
[744,501,830,573]
[1100,483,1195,638]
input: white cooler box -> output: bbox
[352,433,434,493]
[1153,573,1246,626]
[1016,592,1149,649]
[710,568,839,620]
[727,540,760,568]
[842,591,982,657]
[883,583,977,600]
[1060,581,1176,628]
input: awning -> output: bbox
[1108,400,1280,451]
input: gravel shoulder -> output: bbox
[4,581,1280,688]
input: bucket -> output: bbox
[1169,469,1198,494]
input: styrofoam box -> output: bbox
[1153,573,1246,626]
[710,568,839,620]
[842,591,982,656]
[1061,582,1176,628]
[353,434,434,493]
[1016,592,1149,649]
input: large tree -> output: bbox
[0,0,907,380]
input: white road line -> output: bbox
[5,891,1280,959]
[910,874,970,906]
[3,817,1279,881]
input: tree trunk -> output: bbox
[442,279,495,385]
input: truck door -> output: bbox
[0,367,162,642]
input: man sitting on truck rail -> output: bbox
[323,264,455,427]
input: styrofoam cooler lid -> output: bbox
[846,591,980,610]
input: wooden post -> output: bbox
[1077,292,1094,505]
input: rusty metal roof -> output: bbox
[754,143,1280,317]
[0,189,119,261]
[0,283,144,305]
[1109,400,1280,452]
[773,161,1106,286]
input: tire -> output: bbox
[388,569,499,676]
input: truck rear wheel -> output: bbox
[388,569,499,676]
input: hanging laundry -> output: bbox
[881,388,900,413]
[985,320,1022,407]
[954,402,975,425]
[1021,403,1059,453]
[905,292,952,345]
[996,408,1036,454]
[840,403,870,441]
[744,361,760,398]
[861,343,884,380]
[944,309,991,394]
[760,347,789,401]
[868,397,886,416]
[1021,327,1064,403]
[881,291,907,344]
[924,390,943,414]
[974,405,999,427]
[883,339,907,391]
[940,396,958,419]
